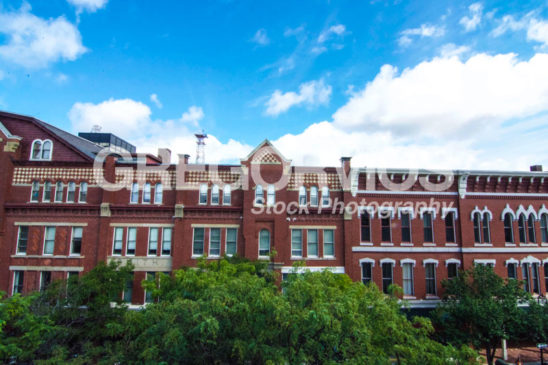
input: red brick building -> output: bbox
[1,110,548,306]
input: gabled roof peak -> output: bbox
[243,139,291,164]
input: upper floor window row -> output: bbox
[112,226,172,257]
[130,182,163,204]
[298,186,330,207]
[254,185,275,206]
[31,180,88,203]
[30,139,53,161]
[199,184,231,205]
[16,225,83,256]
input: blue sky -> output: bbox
[1,0,548,169]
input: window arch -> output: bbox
[321,186,330,207]
[255,185,264,205]
[267,184,275,206]
[199,184,208,204]
[298,186,306,206]
[31,140,42,159]
[310,186,318,206]
[154,183,163,204]
[223,185,231,205]
[503,213,514,243]
[41,140,52,159]
[211,185,219,205]
[259,229,270,257]
[30,139,53,160]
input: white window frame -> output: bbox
[192,227,205,257]
[142,182,152,204]
[29,139,53,161]
[211,185,220,205]
[78,182,88,203]
[209,228,221,257]
[130,182,139,204]
[225,228,237,256]
[401,260,415,297]
[161,227,172,256]
[54,182,64,203]
[310,186,318,207]
[12,270,24,295]
[42,181,51,202]
[43,226,56,255]
[323,229,335,258]
[321,186,330,207]
[223,185,231,205]
[199,184,208,205]
[16,226,29,255]
[30,181,40,202]
[298,186,306,206]
[255,185,264,205]
[291,229,303,258]
[307,229,319,258]
[66,181,76,203]
[113,227,124,256]
[126,227,137,256]
[267,184,275,206]
[154,183,163,204]
[148,228,159,256]
[70,227,83,256]
[258,229,270,258]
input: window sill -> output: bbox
[423,243,436,246]
[401,243,414,246]
[474,243,493,247]
[505,243,516,247]
[360,242,373,246]
[291,256,303,260]
[445,243,458,246]
[257,256,270,260]
[380,243,394,246]
[12,254,85,259]
[425,295,439,300]
[403,295,416,300]
[541,243,548,247]
[519,243,538,247]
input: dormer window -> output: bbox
[298,186,306,206]
[199,184,208,204]
[310,186,318,206]
[30,139,53,160]
[255,185,264,205]
[267,185,275,206]
[211,185,220,205]
[223,185,231,205]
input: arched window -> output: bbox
[518,214,527,243]
[143,182,151,203]
[43,181,51,202]
[310,186,318,206]
[527,215,536,243]
[298,186,306,206]
[473,212,490,243]
[541,214,548,243]
[130,182,139,203]
[267,184,275,206]
[30,181,40,202]
[473,212,481,243]
[321,186,330,207]
[259,229,270,257]
[31,140,42,159]
[255,185,264,205]
[79,182,88,203]
[503,213,514,243]
[223,185,231,205]
[154,183,163,204]
[199,184,208,204]
[482,213,490,243]
[67,182,76,202]
[211,185,219,205]
[55,182,64,202]
[41,140,52,159]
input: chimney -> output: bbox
[341,157,352,176]
[158,148,171,164]
[530,165,543,172]
[179,154,190,164]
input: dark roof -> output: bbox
[35,120,102,159]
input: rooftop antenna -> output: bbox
[91,125,102,133]
[195,130,208,164]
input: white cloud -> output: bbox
[459,3,483,32]
[265,79,332,116]
[492,13,548,48]
[527,18,548,48]
[318,24,346,43]
[0,5,87,69]
[398,24,445,46]
[284,25,305,37]
[67,0,108,13]
[150,93,163,108]
[181,106,204,126]
[439,43,471,58]
[252,29,270,46]
[333,52,548,140]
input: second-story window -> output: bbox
[162,228,172,256]
[541,213,548,243]
[473,212,490,243]
[154,183,163,204]
[291,229,302,257]
[148,228,158,255]
[425,263,437,295]
[307,229,318,257]
[226,228,237,256]
[223,185,231,205]
[507,262,517,279]
[298,186,306,206]
[16,226,29,255]
[126,228,136,256]
[267,184,275,206]
[211,185,219,205]
[324,229,334,257]
[527,215,536,243]
[130,183,139,203]
[67,182,76,202]
[71,227,83,255]
[193,228,205,256]
[402,262,414,296]
[361,211,371,242]
[199,184,208,204]
[79,182,88,203]
[381,216,391,242]
[445,212,456,243]
[55,182,63,202]
[423,212,434,243]
[310,186,318,206]
[321,186,330,207]
[30,181,40,202]
[209,228,221,256]
[504,213,514,243]
[381,262,393,294]
[113,227,124,255]
[259,229,270,257]
[255,185,264,205]
[143,182,151,203]
[518,214,527,243]
[43,227,56,255]
[43,181,51,202]
[401,212,411,243]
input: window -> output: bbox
[255,185,264,205]
[321,186,330,207]
[447,263,458,279]
[79,182,88,203]
[40,271,51,292]
[504,213,514,243]
[401,213,411,243]
[43,181,51,202]
[425,263,437,295]
[31,181,40,202]
[310,186,318,206]
[123,274,134,303]
[145,272,155,303]
[324,229,334,257]
[381,217,391,242]
[482,213,490,243]
[43,227,56,255]
[223,185,231,205]
[361,262,372,284]
[126,227,136,256]
[402,263,414,296]
[209,228,221,256]
[522,264,531,292]
[381,262,393,294]
[361,211,371,242]
[532,263,540,294]
[199,184,208,204]
[226,228,237,256]
[473,212,490,243]
[154,183,163,204]
[12,271,24,295]
[148,228,158,255]
[267,184,275,206]
[298,186,306,206]
[16,226,29,255]
[473,212,481,243]
[507,263,517,279]
[113,227,124,255]
[143,182,151,203]
[193,227,205,256]
[211,185,219,205]
[544,263,548,291]
[423,212,433,243]
[307,229,318,257]
[518,214,527,243]
[67,181,76,202]
[130,182,139,203]
[30,139,52,160]
[71,227,83,255]
[162,228,172,256]
[541,214,548,243]
[527,215,536,243]
[291,229,302,257]
[445,212,455,243]
[259,229,270,257]
[55,182,63,202]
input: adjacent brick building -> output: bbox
[1,110,548,306]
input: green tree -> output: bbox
[433,264,530,365]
